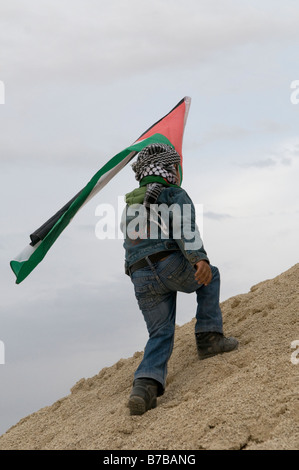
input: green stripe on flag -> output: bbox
[10,133,173,284]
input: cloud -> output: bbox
[200,125,251,146]
[1,0,299,172]
[258,120,288,133]
[200,120,289,147]
[242,158,277,168]
[236,140,299,169]
[204,211,233,220]
[1,0,299,85]
[279,142,299,159]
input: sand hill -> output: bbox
[0,264,298,450]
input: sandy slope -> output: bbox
[0,263,298,450]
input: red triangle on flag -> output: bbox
[134,96,191,161]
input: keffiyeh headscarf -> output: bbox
[132,143,181,185]
[130,143,182,210]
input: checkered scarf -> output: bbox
[131,143,181,185]
[131,143,181,217]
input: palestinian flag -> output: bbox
[10,96,191,284]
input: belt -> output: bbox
[129,250,177,275]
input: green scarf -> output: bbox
[125,186,147,205]
[125,176,180,206]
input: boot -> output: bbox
[195,331,238,360]
[128,378,158,415]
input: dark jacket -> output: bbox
[120,186,209,273]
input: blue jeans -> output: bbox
[130,251,223,394]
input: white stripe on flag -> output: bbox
[13,241,41,263]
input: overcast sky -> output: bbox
[0,0,299,436]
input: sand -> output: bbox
[0,263,298,450]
